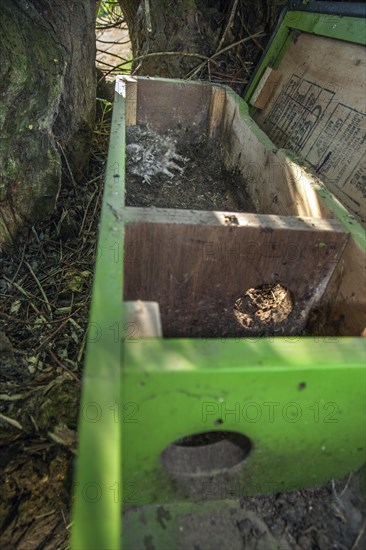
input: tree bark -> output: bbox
[121,0,211,77]
[119,0,286,78]
[0,0,96,247]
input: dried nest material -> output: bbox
[234,283,293,334]
[126,125,187,183]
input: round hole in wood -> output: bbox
[234,283,293,333]
[160,431,252,476]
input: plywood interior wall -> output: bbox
[135,79,212,138]
[216,90,333,220]
[254,32,366,228]
[124,208,348,338]
[314,237,366,336]
[123,76,365,335]
[126,79,338,222]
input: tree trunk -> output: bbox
[0,0,96,247]
[120,0,286,78]
[121,0,212,77]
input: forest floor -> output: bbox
[1,11,365,550]
[0,127,105,549]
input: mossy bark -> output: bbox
[120,0,287,78]
[0,0,96,247]
[120,0,222,77]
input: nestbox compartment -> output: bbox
[122,78,362,338]
[72,9,366,546]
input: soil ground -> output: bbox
[0,136,103,549]
[124,471,366,549]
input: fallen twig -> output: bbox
[351,518,366,550]
[58,143,77,189]
[102,50,220,80]
[0,412,24,431]
[186,31,265,79]
[48,349,81,385]
[24,260,53,318]
[215,0,239,54]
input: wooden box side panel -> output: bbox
[254,33,366,228]
[311,238,366,336]
[218,92,331,220]
[134,79,212,137]
[124,208,348,337]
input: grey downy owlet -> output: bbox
[126,125,187,184]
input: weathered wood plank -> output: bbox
[254,33,366,227]
[220,92,331,219]
[124,300,162,337]
[124,207,349,337]
[249,67,282,110]
[208,86,226,139]
[124,76,137,126]
[136,78,211,136]
[313,238,366,336]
